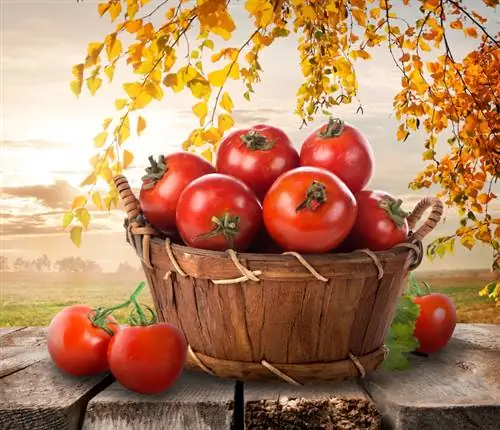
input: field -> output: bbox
[0,271,498,327]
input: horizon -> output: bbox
[1,1,498,273]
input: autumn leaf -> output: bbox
[192,101,208,125]
[220,92,234,112]
[80,172,97,187]
[62,212,74,229]
[123,149,134,168]
[115,98,128,110]
[70,226,83,248]
[94,132,108,148]
[92,191,103,209]
[72,196,87,209]
[218,114,234,132]
[137,116,146,136]
[76,208,91,229]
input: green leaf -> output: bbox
[62,212,74,229]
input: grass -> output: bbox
[0,272,498,327]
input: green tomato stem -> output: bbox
[240,130,275,151]
[296,180,328,212]
[141,155,168,189]
[378,196,409,228]
[194,212,240,249]
[318,117,345,138]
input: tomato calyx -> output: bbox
[318,117,345,138]
[378,197,409,228]
[141,155,168,190]
[240,130,276,151]
[88,281,147,335]
[407,273,432,297]
[194,212,240,249]
[296,180,327,212]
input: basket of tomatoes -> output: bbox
[114,117,443,384]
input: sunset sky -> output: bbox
[1,0,498,272]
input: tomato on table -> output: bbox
[343,190,409,252]
[47,305,118,377]
[139,152,215,233]
[216,124,299,201]
[176,173,262,252]
[107,322,187,395]
[300,117,375,194]
[413,293,457,354]
[263,166,357,253]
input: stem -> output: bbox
[141,155,168,190]
[318,117,345,138]
[240,130,275,151]
[128,299,157,326]
[194,212,240,249]
[296,181,328,212]
[89,281,147,335]
[378,197,409,228]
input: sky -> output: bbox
[0,0,498,272]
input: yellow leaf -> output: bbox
[70,80,83,97]
[62,212,74,229]
[126,19,143,33]
[208,63,239,87]
[85,42,104,68]
[100,166,113,183]
[103,117,112,130]
[218,114,234,132]
[131,92,153,110]
[188,78,212,99]
[92,191,103,209]
[94,132,108,148]
[464,27,478,38]
[123,149,134,168]
[201,148,213,164]
[105,62,118,81]
[76,208,91,229]
[70,226,83,248]
[419,40,431,52]
[72,195,87,209]
[86,76,102,96]
[450,19,463,30]
[115,98,128,110]
[351,8,366,26]
[192,101,208,126]
[137,116,146,136]
[460,234,475,250]
[477,194,489,204]
[116,116,130,145]
[144,81,163,100]
[80,171,97,187]
[123,82,142,98]
[245,0,274,26]
[396,126,409,142]
[97,2,110,17]
[422,149,435,160]
[220,92,233,112]
[106,34,122,61]
[108,1,122,22]
[72,63,84,79]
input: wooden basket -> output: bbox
[114,174,443,385]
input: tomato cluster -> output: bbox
[139,117,410,253]
[47,282,187,395]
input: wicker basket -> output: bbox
[114,174,443,385]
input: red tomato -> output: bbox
[216,125,299,200]
[263,166,357,253]
[139,152,215,233]
[47,305,118,376]
[413,293,457,354]
[176,173,262,252]
[343,190,409,251]
[107,323,187,395]
[300,118,375,193]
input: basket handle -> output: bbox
[407,196,444,242]
[114,175,142,222]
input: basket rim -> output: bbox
[150,235,417,263]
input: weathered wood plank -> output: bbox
[244,381,381,429]
[82,370,236,430]
[0,327,25,338]
[0,327,49,378]
[362,323,500,430]
[0,359,112,430]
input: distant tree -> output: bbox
[14,257,27,272]
[85,259,103,273]
[116,261,140,275]
[0,256,9,271]
[54,256,102,273]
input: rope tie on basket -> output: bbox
[211,250,262,284]
[164,238,188,277]
[282,251,328,282]
[261,360,301,386]
[357,249,384,280]
[187,345,216,376]
[348,352,366,378]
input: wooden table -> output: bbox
[0,324,498,429]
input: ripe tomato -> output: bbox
[343,190,409,252]
[107,323,187,395]
[47,305,118,376]
[215,125,299,200]
[300,118,375,193]
[263,166,357,253]
[413,293,457,354]
[139,152,215,233]
[176,173,262,252]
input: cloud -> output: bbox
[1,180,79,209]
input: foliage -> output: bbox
[66,1,498,293]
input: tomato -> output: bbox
[176,173,262,252]
[299,117,375,193]
[47,305,118,376]
[107,323,187,395]
[139,152,215,233]
[343,190,409,252]
[262,166,357,253]
[215,125,299,200]
[413,293,457,354]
